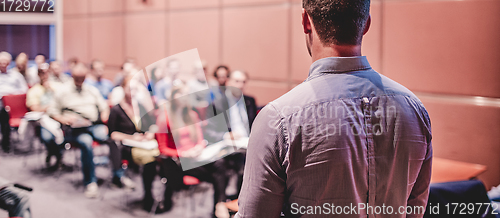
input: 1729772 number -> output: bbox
[1,0,54,12]
[444,203,499,215]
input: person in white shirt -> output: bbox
[48,61,73,88]
[12,53,39,87]
[0,51,28,153]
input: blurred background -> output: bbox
[1,0,499,206]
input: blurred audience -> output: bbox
[202,60,219,87]
[106,76,142,190]
[187,61,215,108]
[0,51,29,153]
[226,70,257,134]
[213,65,230,87]
[64,57,79,76]
[205,70,257,143]
[47,63,111,198]
[34,54,46,68]
[108,75,160,211]
[26,65,64,168]
[85,59,114,100]
[152,83,225,215]
[26,54,46,87]
[203,70,257,217]
[26,65,52,113]
[12,53,39,87]
[113,58,136,87]
[48,61,72,86]
[154,59,180,106]
[211,65,230,103]
[0,48,264,217]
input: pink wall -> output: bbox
[63,0,500,188]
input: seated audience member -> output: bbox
[200,60,218,87]
[26,65,64,168]
[205,70,257,143]
[107,75,159,210]
[64,57,78,76]
[204,70,258,217]
[187,61,215,108]
[12,52,39,87]
[213,65,230,87]
[85,59,114,100]
[47,63,112,198]
[203,61,219,88]
[109,61,139,106]
[34,54,46,68]
[27,54,46,86]
[0,177,31,218]
[211,65,230,101]
[0,51,29,153]
[26,66,52,113]
[106,77,143,189]
[113,58,136,87]
[154,59,180,106]
[149,83,227,215]
[48,61,72,86]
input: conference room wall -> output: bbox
[62,0,500,189]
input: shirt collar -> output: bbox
[68,82,87,93]
[225,88,240,103]
[307,56,372,81]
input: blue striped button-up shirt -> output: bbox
[236,56,432,218]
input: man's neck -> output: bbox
[311,44,362,63]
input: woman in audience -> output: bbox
[106,75,150,189]
[151,81,225,215]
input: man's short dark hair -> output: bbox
[213,65,230,78]
[303,0,370,45]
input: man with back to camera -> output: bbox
[235,0,432,217]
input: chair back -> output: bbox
[2,94,28,127]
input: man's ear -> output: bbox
[363,15,371,35]
[302,9,312,34]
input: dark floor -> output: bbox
[0,138,215,218]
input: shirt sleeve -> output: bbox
[89,85,110,114]
[107,106,118,136]
[47,91,62,117]
[235,103,287,218]
[25,86,40,109]
[156,111,179,157]
[407,107,433,218]
[156,132,179,157]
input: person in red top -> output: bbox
[152,82,224,215]
[156,86,205,157]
